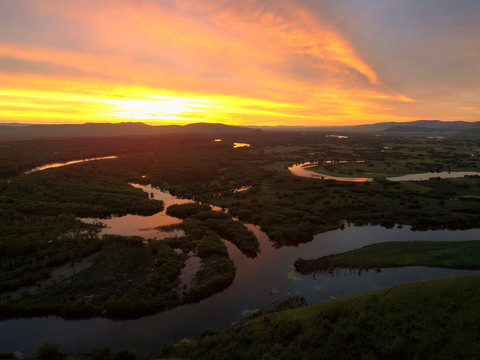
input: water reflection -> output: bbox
[233,142,250,148]
[234,186,251,193]
[24,156,118,174]
[3,184,480,356]
[289,162,372,182]
[289,161,479,182]
[81,184,193,239]
[326,135,348,139]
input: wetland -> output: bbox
[2,128,480,356]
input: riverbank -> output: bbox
[294,240,480,274]
[151,273,480,359]
[289,161,479,182]
[0,202,258,321]
[3,225,479,356]
[8,272,480,359]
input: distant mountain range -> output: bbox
[379,120,480,133]
[1,120,479,141]
[0,122,258,141]
[252,120,480,133]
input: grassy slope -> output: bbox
[159,273,480,360]
[295,241,480,273]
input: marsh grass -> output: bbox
[295,240,480,274]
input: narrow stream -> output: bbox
[24,156,118,174]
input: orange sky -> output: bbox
[0,0,479,126]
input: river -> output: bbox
[1,184,479,356]
[289,162,479,182]
[24,156,118,175]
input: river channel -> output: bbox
[23,156,118,175]
[289,162,480,182]
[2,183,480,356]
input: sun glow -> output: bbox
[0,84,309,125]
[0,0,425,127]
[100,95,214,121]
[98,92,308,124]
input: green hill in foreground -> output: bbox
[157,273,480,360]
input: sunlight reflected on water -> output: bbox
[233,142,251,148]
[81,184,193,239]
[24,156,118,174]
[289,162,479,182]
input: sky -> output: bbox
[0,0,479,126]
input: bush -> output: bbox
[200,327,221,338]
[90,347,112,360]
[166,203,211,219]
[113,348,136,360]
[37,343,62,360]
[196,235,228,258]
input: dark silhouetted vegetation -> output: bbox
[164,203,258,302]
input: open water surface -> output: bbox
[24,156,118,174]
[289,162,479,182]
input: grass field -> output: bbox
[294,240,480,274]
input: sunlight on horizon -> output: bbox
[100,95,214,121]
[0,86,316,125]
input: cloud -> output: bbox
[0,56,91,77]
[1,0,476,125]
[15,0,389,94]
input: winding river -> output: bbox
[289,162,479,182]
[2,159,480,355]
[2,183,480,356]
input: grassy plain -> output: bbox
[294,240,480,274]
[306,140,479,179]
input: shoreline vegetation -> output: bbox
[9,273,480,359]
[292,161,479,182]
[294,240,480,274]
[0,203,257,320]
